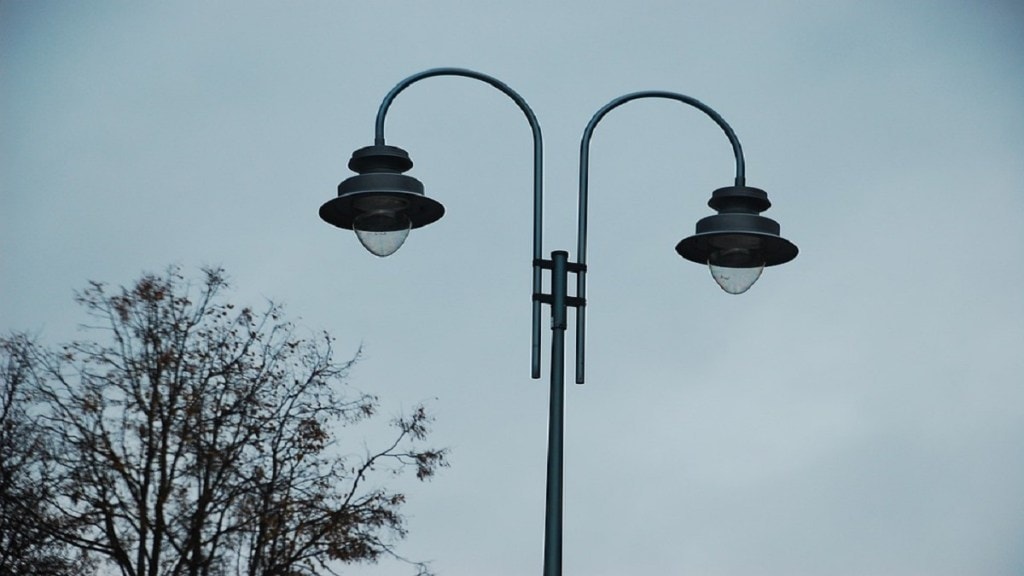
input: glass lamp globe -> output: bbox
[353,210,412,257]
[707,246,764,294]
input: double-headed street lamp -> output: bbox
[319,67,797,576]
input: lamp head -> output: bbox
[319,145,445,257]
[676,186,797,294]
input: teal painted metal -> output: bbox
[543,251,569,576]
[574,91,748,384]
[372,68,547,380]
[338,69,795,576]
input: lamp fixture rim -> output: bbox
[676,231,798,267]
[319,190,445,230]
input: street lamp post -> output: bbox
[319,67,798,576]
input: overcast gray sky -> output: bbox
[3,1,1024,575]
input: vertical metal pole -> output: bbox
[543,250,569,576]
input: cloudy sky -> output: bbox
[3,1,1023,575]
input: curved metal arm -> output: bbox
[374,68,546,379]
[574,91,747,384]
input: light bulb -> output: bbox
[353,210,411,257]
[708,247,764,294]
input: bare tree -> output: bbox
[1,334,91,575]
[16,267,446,576]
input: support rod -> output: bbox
[573,91,747,384]
[373,68,547,379]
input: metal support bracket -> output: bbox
[533,257,587,309]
